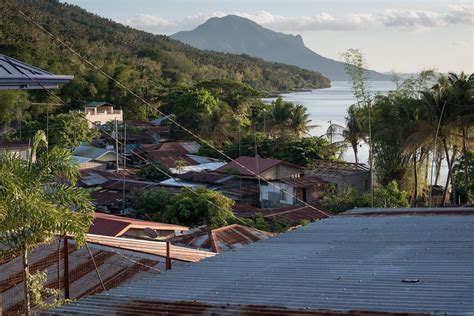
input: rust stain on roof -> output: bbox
[86,234,215,262]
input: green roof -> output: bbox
[85,101,113,108]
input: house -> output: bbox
[125,120,170,142]
[0,140,31,160]
[70,155,107,171]
[217,156,325,207]
[1,235,214,314]
[82,101,123,128]
[171,224,274,253]
[51,207,474,315]
[89,212,188,240]
[216,155,303,180]
[137,142,225,172]
[306,159,371,193]
[74,144,117,169]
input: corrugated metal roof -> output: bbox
[1,238,163,314]
[217,156,301,177]
[88,212,188,237]
[0,54,73,90]
[74,145,115,161]
[86,235,215,262]
[50,208,474,314]
[172,224,274,253]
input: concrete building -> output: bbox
[82,101,123,128]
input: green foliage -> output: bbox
[0,90,30,124]
[199,134,331,167]
[136,163,170,181]
[453,151,474,204]
[321,184,370,213]
[28,269,69,310]
[128,188,172,221]
[163,188,235,228]
[129,188,235,229]
[1,0,329,119]
[0,130,94,312]
[374,181,410,208]
[10,112,99,150]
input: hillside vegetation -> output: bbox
[0,0,330,109]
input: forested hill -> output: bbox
[0,0,330,101]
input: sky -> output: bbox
[64,0,473,74]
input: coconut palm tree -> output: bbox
[201,103,236,145]
[0,131,94,314]
[288,104,317,137]
[446,72,474,203]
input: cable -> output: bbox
[14,8,330,217]
[85,242,107,293]
[4,55,262,231]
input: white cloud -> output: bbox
[121,3,474,34]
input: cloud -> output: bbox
[378,9,444,31]
[444,4,474,24]
[121,3,474,34]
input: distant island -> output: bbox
[172,15,390,81]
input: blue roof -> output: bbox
[49,207,474,314]
[0,54,73,90]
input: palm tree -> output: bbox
[0,131,94,314]
[447,72,474,203]
[201,103,236,145]
[326,105,366,163]
[288,104,317,137]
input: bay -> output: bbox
[264,81,448,185]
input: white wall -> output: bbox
[260,181,294,206]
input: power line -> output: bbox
[15,8,330,217]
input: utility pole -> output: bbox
[368,101,374,207]
[328,120,333,144]
[115,119,119,173]
[63,236,70,300]
[122,122,126,212]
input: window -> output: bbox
[280,189,286,201]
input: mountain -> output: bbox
[0,1,330,98]
[172,15,389,81]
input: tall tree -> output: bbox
[0,131,94,314]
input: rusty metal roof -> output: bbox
[216,156,302,177]
[86,235,215,262]
[88,212,188,237]
[232,203,331,225]
[1,238,163,314]
[171,224,274,253]
[50,207,474,314]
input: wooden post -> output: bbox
[166,241,172,270]
[63,237,70,300]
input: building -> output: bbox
[217,156,326,207]
[216,156,303,180]
[1,235,214,314]
[171,224,274,253]
[51,207,474,315]
[0,140,31,160]
[89,212,188,240]
[307,159,371,193]
[74,144,117,168]
[82,101,123,128]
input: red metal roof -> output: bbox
[232,203,331,226]
[216,156,302,177]
[172,224,274,253]
[0,238,163,315]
